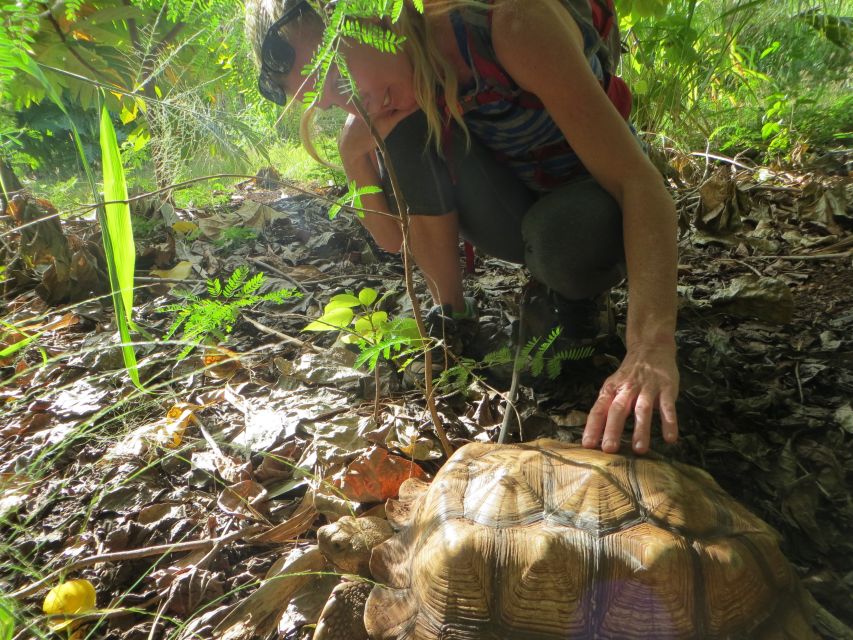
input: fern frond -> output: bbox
[242,271,265,296]
[483,347,513,366]
[540,326,562,353]
[519,336,539,362]
[530,351,545,377]
[339,20,405,53]
[223,265,248,298]
[546,356,562,380]
[552,345,596,362]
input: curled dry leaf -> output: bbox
[248,493,318,544]
[213,546,325,640]
[151,402,201,448]
[336,447,428,503]
[710,275,795,324]
[203,346,243,380]
[165,568,225,617]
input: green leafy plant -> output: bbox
[303,287,424,370]
[437,327,596,393]
[100,103,143,389]
[212,226,259,249]
[328,181,382,220]
[161,266,300,359]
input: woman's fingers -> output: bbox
[582,346,680,453]
[631,391,655,453]
[659,387,679,443]
[601,384,636,452]
[582,383,616,448]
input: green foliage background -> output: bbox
[0,0,850,206]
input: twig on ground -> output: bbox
[243,316,319,352]
[11,524,265,599]
[246,257,301,289]
[749,250,852,261]
[689,151,764,173]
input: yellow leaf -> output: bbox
[43,579,96,631]
[119,104,137,125]
[71,29,95,42]
[171,220,199,235]
[151,402,200,448]
[150,261,193,280]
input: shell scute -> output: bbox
[597,523,696,639]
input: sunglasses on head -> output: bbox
[257,1,311,105]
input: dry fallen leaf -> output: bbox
[336,447,428,503]
[203,346,243,380]
[151,403,201,448]
[213,546,324,640]
[218,480,269,519]
[150,260,193,280]
[172,220,200,235]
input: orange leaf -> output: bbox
[337,448,427,503]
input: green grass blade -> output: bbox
[0,597,14,640]
[99,104,142,389]
[11,55,141,388]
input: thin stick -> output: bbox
[748,251,852,261]
[352,100,454,459]
[689,152,763,173]
[11,524,264,599]
[498,301,526,445]
[246,257,302,289]
[242,316,319,352]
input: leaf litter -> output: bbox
[0,158,851,638]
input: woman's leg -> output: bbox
[380,112,533,312]
[382,112,624,307]
[521,175,625,301]
[379,113,465,309]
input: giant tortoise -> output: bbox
[314,439,822,639]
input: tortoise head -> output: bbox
[318,515,393,577]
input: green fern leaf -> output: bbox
[242,272,265,295]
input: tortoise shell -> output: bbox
[364,440,814,640]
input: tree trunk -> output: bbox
[0,158,24,214]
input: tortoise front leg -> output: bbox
[314,579,373,640]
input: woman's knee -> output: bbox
[522,176,625,298]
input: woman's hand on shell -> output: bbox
[582,343,679,454]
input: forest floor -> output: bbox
[0,150,851,639]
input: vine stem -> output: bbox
[352,100,454,459]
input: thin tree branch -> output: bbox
[43,6,108,82]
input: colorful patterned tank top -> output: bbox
[445,0,632,193]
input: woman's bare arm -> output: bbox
[491,0,679,453]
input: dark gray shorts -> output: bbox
[378,110,626,300]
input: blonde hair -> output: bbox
[245,0,496,157]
